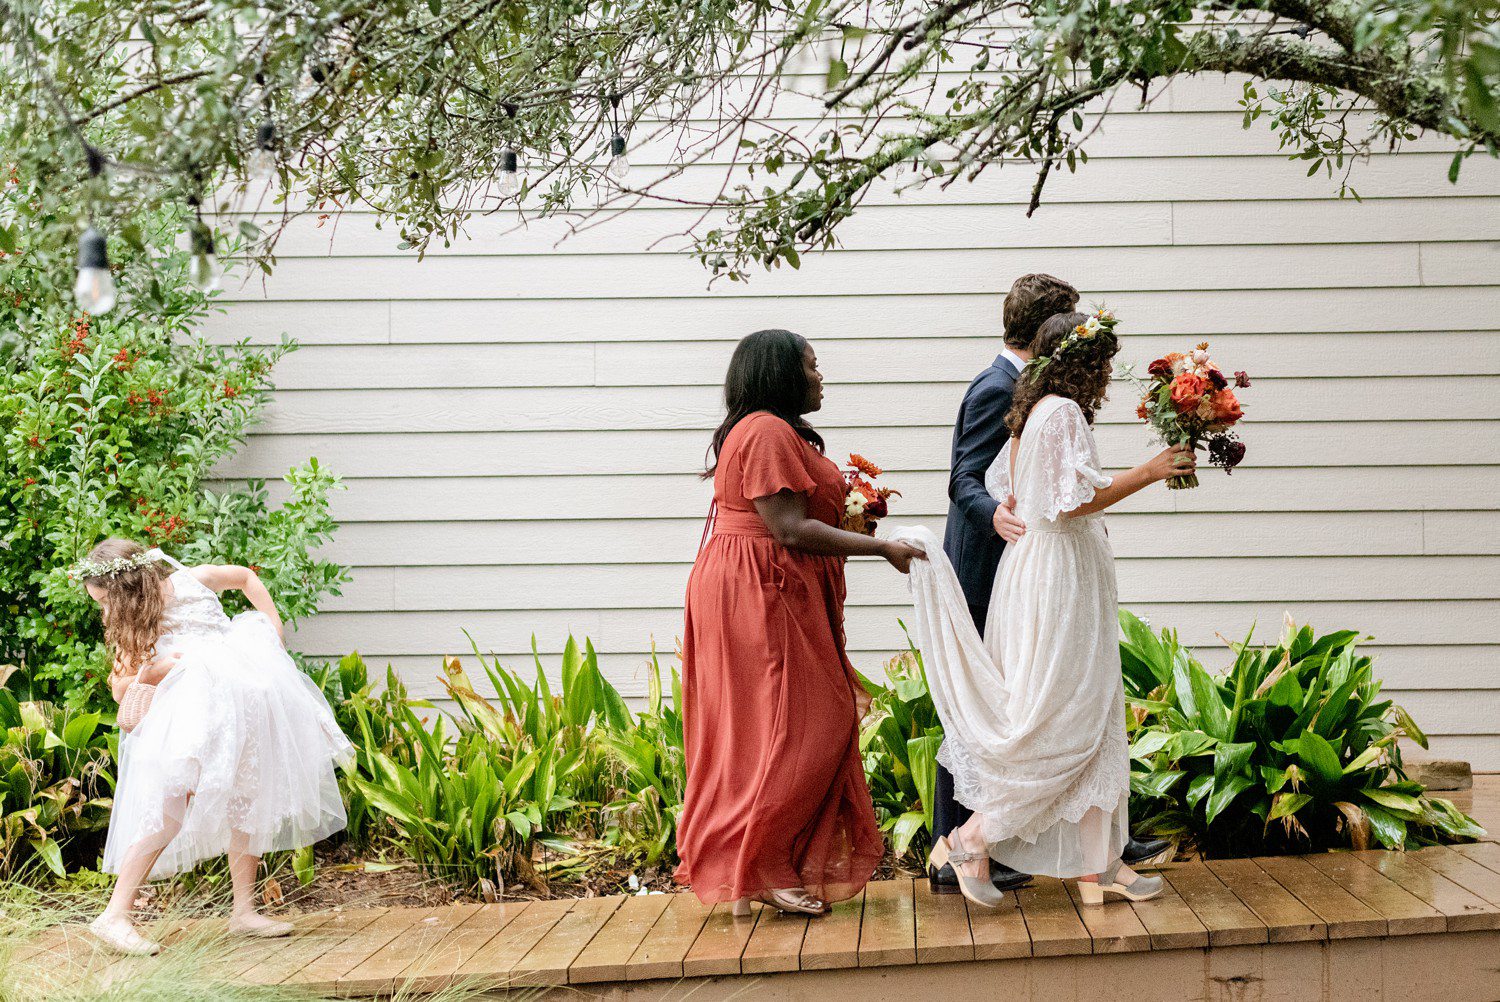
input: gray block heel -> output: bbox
[1078,858,1165,905]
[928,835,1008,909]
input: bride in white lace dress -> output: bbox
[76,538,353,955]
[893,311,1193,908]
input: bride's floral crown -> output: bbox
[68,547,167,582]
[1026,307,1119,376]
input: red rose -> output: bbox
[1147,357,1172,378]
[1209,389,1243,424]
[1169,372,1210,413]
[1207,367,1227,390]
[865,496,888,519]
[1234,370,1251,388]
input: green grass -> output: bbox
[0,877,521,1001]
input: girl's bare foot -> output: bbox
[88,913,162,956]
[228,910,294,938]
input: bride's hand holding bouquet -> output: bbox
[1134,343,1250,489]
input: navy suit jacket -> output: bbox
[942,352,1021,611]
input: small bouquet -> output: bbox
[841,454,900,535]
[1134,343,1251,489]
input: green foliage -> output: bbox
[2,2,1496,280]
[0,679,114,879]
[858,628,942,861]
[0,177,348,708]
[1121,610,1485,855]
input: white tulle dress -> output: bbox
[102,564,354,879]
[892,394,1129,878]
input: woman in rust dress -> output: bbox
[675,329,925,916]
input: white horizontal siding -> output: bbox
[210,74,1500,768]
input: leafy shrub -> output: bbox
[599,645,686,868]
[859,636,942,861]
[0,176,347,708]
[0,676,114,879]
[1122,610,1484,855]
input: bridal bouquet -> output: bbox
[841,454,900,535]
[1135,343,1251,489]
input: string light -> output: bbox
[249,119,277,181]
[74,146,116,314]
[608,133,630,180]
[74,226,116,315]
[497,149,521,196]
[189,226,222,293]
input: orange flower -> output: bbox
[1169,372,1210,413]
[1210,388,1243,424]
[848,453,883,478]
[1136,401,1150,420]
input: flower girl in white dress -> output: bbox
[77,538,353,955]
[893,312,1194,908]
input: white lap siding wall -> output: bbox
[207,74,1500,769]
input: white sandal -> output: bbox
[88,915,162,956]
[731,887,827,916]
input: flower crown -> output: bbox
[1025,307,1119,376]
[68,547,166,582]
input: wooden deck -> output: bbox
[18,777,1500,1000]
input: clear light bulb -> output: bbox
[249,121,277,181]
[190,250,222,293]
[74,226,117,315]
[189,230,222,293]
[497,149,520,196]
[608,133,630,181]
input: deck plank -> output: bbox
[1304,851,1446,935]
[625,891,714,981]
[798,892,863,970]
[393,900,530,995]
[964,888,1031,960]
[741,907,811,974]
[856,878,917,967]
[682,901,762,977]
[1353,849,1500,932]
[1065,882,1152,954]
[335,904,485,996]
[1125,882,1210,950]
[1407,845,1500,907]
[242,907,390,985]
[452,897,574,989]
[1159,862,1267,947]
[284,906,439,989]
[1015,877,1091,957]
[512,896,623,988]
[914,882,974,964]
[1206,858,1324,943]
[569,893,673,984]
[1253,855,1386,939]
[1451,840,1500,876]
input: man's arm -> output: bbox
[948,378,1012,534]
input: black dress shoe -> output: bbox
[928,860,1033,894]
[1121,836,1172,867]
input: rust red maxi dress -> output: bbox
[674,411,883,905]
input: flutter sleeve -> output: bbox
[737,414,820,502]
[1017,400,1113,523]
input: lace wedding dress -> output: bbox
[891,394,1129,878]
[103,561,354,879]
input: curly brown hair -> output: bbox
[1002,273,1079,349]
[82,538,170,680]
[1005,312,1120,438]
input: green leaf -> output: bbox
[1268,792,1312,821]
[825,58,849,90]
[1361,788,1423,815]
[1205,775,1253,825]
[1289,731,1343,786]
[1363,803,1407,849]
[1212,741,1256,784]
[1130,769,1184,799]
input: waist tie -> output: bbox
[708,509,776,538]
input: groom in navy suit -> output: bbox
[930,274,1169,893]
